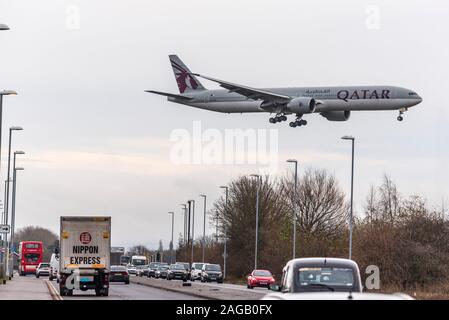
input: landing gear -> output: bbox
[397,108,407,121]
[269,113,287,124]
[289,115,307,128]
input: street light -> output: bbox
[0,24,9,31]
[168,212,175,264]
[10,166,24,278]
[3,150,24,278]
[199,194,207,263]
[179,204,187,246]
[219,186,228,280]
[250,174,261,270]
[5,126,23,233]
[0,90,18,177]
[188,200,195,266]
[341,135,355,260]
[286,159,298,259]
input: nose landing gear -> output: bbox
[397,108,407,121]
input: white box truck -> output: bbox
[59,216,111,296]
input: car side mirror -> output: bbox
[269,284,281,292]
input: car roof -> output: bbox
[284,258,359,271]
[263,292,413,300]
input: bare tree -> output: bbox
[281,168,347,239]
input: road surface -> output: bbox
[50,281,202,300]
[0,273,202,300]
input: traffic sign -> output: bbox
[0,225,10,233]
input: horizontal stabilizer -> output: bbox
[145,90,193,100]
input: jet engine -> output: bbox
[286,97,316,114]
[320,111,351,121]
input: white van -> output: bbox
[49,253,59,281]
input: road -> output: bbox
[50,281,202,300]
[0,273,202,300]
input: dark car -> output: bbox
[110,265,130,284]
[175,262,191,280]
[155,265,170,279]
[201,263,223,283]
[167,264,189,281]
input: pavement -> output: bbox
[0,273,52,300]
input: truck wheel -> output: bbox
[95,289,101,296]
[68,289,73,296]
[102,288,109,296]
[125,280,129,284]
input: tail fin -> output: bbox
[169,55,206,93]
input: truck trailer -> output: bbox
[59,216,111,296]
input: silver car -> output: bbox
[36,262,51,278]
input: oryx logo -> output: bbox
[170,59,199,93]
[79,232,91,244]
[66,268,80,290]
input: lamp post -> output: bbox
[10,166,24,277]
[179,204,187,246]
[0,91,18,178]
[287,159,298,259]
[341,135,355,260]
[250,174,261,270]
[4,150,23,278]
[168,212,175,264]
[5,127,23,233]
[199,194,207,263]
[219,186,228,280]
[188,200,195,266]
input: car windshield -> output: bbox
[149,263,159,268]
[297,267,355,291]
[111,266,126,271]
[205,264,221,271]
[159,266,169,270]
[39,263,50,268]
[254,270,272,277]
[171,264,185,270]
[193,263,204,269]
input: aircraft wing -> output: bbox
[145,90,193,101]
[192,73,291,103]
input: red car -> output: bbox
[247,269,275,289]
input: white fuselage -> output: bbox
[169,85,422,114]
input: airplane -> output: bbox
[146,55,422,128]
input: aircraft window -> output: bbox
[408,92,417,96]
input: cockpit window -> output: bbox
[408,92,418,96]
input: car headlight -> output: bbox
[204,273,208,277]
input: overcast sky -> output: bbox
[0,0,448,250]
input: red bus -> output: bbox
[18,241,43,276]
